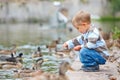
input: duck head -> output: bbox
[37,47,41,52]
[16,53,23,63]
[59,61,74,75]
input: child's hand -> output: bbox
[73,45,81,51]
[63,42,68,49]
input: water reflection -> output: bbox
[0,23,79,47]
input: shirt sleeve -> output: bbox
[85,28,99,49]
[66,40,74,49]
[66,35,83,49]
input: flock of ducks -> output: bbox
[0,38,74,80]
[13,57,45,78]
[0,44,23,69]
[0,52,23,69]
[25,61,74,80]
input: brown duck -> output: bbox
[25,61,74,80]
[32,47,42,58]
[13,57,45,78]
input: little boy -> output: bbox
[63,11,109,72]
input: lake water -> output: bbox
[0,23,79,47]
[0,20,120,47]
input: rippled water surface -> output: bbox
[0,23,78,80]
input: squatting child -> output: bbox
[63,10,109,72]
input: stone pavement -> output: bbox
[66,60,120,80]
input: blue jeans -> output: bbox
[79,48,106,67]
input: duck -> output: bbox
[25,61,74,80]
[46,42,57,52]
[52,52,67,59]
[0,53,14,61]
[51,37,61,44]
[13,57,45,78]
[58,61,74,80]
[55,47,72,54]
[0,44,17,55]
[0,60,23,69]
[32,57,44,70]
[99,28,114,49]
[0,62,13,69]
[98,28,109,40]
[32,47,42,58]
[0,53,23,63]
[105,32,114,49]
[53,48,72,58]
[46,38,61,52]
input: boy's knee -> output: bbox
[80,48,89,53]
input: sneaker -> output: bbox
[81,65,99,72]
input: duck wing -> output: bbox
[6,57,16,62]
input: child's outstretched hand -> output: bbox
[73,45,81,51]
[63,42,68,49]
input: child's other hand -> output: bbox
[63,42,68,49]
[73,45,81,51]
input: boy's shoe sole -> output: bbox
[80,65,99,72]
[82,68,99,72]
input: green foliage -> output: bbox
[112,27,120,39]
[98,16,120,22]
[110,0,120,12]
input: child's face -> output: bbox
[74,22,90,34]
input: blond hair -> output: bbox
[72,11,91,26]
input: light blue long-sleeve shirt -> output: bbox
[66,26,109,59]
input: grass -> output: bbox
[93,16,120,22]
[112,27,120,39]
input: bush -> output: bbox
[112,27,120,39]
